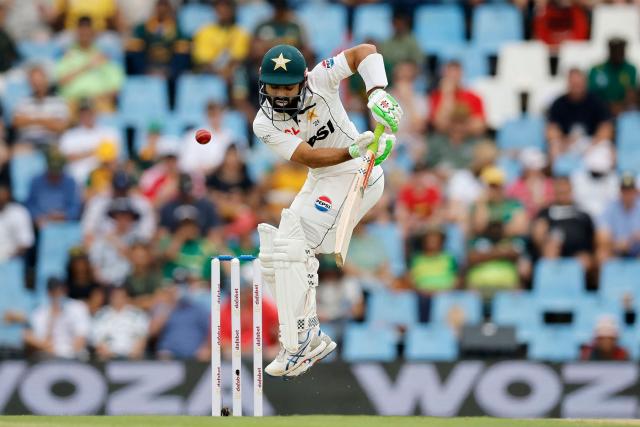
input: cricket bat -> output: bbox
[335,123,385,267]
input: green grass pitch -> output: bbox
[0,416,639,427]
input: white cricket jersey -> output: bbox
[252,52,362,178]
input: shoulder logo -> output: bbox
[321,58,335,69]
[314,196,332,212]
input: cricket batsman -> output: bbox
[253,43,403,377]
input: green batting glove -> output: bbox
[349,131,395,166]
[367,89,404,133]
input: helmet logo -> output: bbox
[271,53,291,71]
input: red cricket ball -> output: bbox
[195,129,212,145]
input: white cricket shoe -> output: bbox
[284,328,338,377]
[265,327,327,377]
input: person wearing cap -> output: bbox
[58,98,122,185]
[597,172,640,261]
[13,64,70,148]
[158,173,220,239]
[24,277,91,359]
[580,316,629,361]
[88,197,142,286]
[86,140,120,197]
[25,147,81,230]
[571,143,619,219]
[429,60,486,138]
[82,169,156,244]
[533,176,595,272]
[589,37,637,115]
[0,182,34,262]
[547,68,613,162]
[506,147,554,219]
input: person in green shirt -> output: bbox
[410,227,458,294]
[54,16,124,112]
[380,9,424,75]
[588,38,637,116]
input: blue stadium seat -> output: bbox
[95,34,124,66]
[178,3,216,38]
[10,150,46,202]
[616,112,640,150]
[237,2,274,32]
[175,74,227,123]
[552,151,583,176]
[533,258,585,298]
[2,77,31,121]
[366,223,406,277]
[472,4,523,54]
[342,323,397,362]
[497,156,522,185]
[492,291,536,341]
[366,289,418,326]
[405,325,458,361]
[620,328,640,361]
[35,222,83,295]
[222,110,249,147]
[528,327,580,361]
[599,259,640,304]
[18,40,61,63]
[438,44,489,83]
[0,260,33,349]
[617,148,640,175]
[432,291,483,325]
[414,5,465,55]
[444,223,466,265]
[353,4,393,43]
[119,76,169,126]
[497,115,546,151]
[296,3,347,60]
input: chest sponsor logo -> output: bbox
[308,119,335,147]
[314,196,332,212]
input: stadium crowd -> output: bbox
[1,0,640,363]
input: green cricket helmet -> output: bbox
[258,44,308,121]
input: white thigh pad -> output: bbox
[273,209,319,352]
[258,223,278,301]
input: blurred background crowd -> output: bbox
[1,0,640,364]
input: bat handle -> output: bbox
[369,123,385,154]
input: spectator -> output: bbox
[571,144,619,219]
[151,283,210,360]
[409,227,458,294]
[316,256,364,331]
[13,65,71,149]
[206,145,257,223]
[396,165,443,234]
[89,197,144,286]
[91,287,149,360]
[254,0,306,52]
[4,0,52,41]
[82,170,156,243]
[50,0,123,32]
[589,38,638,116]
[124,242,163,311]
[66,246,100,301]
[580,316,629,361]
[506,148,554,219]
[139,135,181,208]
[158,207,218,281]
[126,0,190,77]
[219,275,280,359]
[379,9,424,73]
[533,176,595,271]
[471,167,528,239]
[86,140,120,198]
[547,68,613,162]
[179,102,243,175]
[0,3,18,73]
[0,183,34,262]
[58,99,122,185]
[596,173,640,261]
[24,278,90,359]
[25,147,82,230]
[159,173,220,238]
[427,107,480,172]
[137,122,180,170]
[533,0,589,52]
[54,16,124,112]
[429,60,486,137]
[192,0,249,80]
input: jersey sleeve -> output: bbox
[307,52,353,95]
[253,116,303,161]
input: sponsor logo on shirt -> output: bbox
[314,196,332,212]
[321,58,335,69]
[284,127,301,135]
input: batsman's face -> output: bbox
[265,83,300,108]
